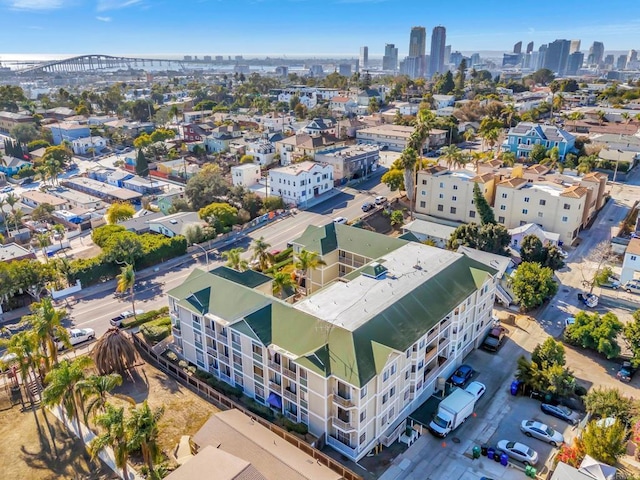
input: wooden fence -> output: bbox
[132,335,362,480]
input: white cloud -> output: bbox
[5,0,72,10]
[96,15,111,21]
[96,0,141,11]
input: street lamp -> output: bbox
[191,243,209,266]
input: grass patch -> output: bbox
[122,306,169,328]
[140,317,171,344]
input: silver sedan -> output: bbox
[520,420,564,447]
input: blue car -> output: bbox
[449,364,474,387]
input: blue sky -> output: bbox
[1,0,639,57]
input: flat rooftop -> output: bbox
[294,242,460,332]
[65,177,142,200]
[0,243,33,262]
[49,187,104,206]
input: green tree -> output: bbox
[135,149,149,177]
[272,271,295,299]
[42,357,93,438]
[198,202,238,233]
[581,420,628,465]
[21,297,68,372]
[103,232,143,265]
[27,139,50,151]
[435,71,455,94]
[263,196,285,212]
[250,237,273,271]
[149,128,175,143]
[530,144,547,163]
[294,249,326,291]
[381,168,405,192]
[510,261,558,311]
[532,337,566,368]
[390,210,404,226]
[76,373,123,423]
[116,263,136,317]
[565,311,623,358]
[185,164,230,210]
[127,400,164,473]
[31,203,55,223]
[624,310,640,367]
[106,202,136,225]
[239,154,255,164]
[440,145,465,169]
[10,123,39,144]
[89,403,132,480]
[520,235,546,264]
[584,387,635,425]
[531,68,555,85]
[473,182,495,225]
[543,245,565,271]
[368,97,380,115]
[222,247,248,272]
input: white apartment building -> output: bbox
[268,161,333,205]
[621,238,640,283]
[245,139,276,167]
[231,163,261,188]
[168,225,497,462]
[71,136,107,155]
[494,178,587,245]
[356,124,447,152]
[415,167,496,224]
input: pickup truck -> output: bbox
[428,388,476,437]
[481,327,506,352]
[110,309,144,327]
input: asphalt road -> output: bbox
[52,173,393,338]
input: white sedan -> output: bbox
[464,381,486,400]
[332,217,348,225]
[57,328,95,350]
[496,440,539,466]
[520,420,564,446]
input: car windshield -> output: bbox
[455,368,466,376]
[544,426,556,436]
[557,406,572,415]
[525,447,534,457]
[506,441,515,449]
[432,415,449,429]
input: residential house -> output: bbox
[550,457,616,480]
[62,177,142,204]
[432,95,455,109]
[231,164,261,187]
[44,107,76,120]
[0,111,34,134]
[20,190,68,211]
[0,156,32,176]
[71,136,107,155]
[0,243,36,263]
[598,148,638,170]
[268,161,333,205]
[183,110,213,124]
[314,145,379,183]
[302,118,336,136]
[507,223,560,250]
[45,122,91,145]
[590,133,640,153]
[357,89,383,107]
[245,138,276,167]
[414,167,497,224]
[48,187,105,210]
[402,219,457,248]
[168,225,497,462]
[157,159,200,180]
[329,96,357,115]
[29,147,48,163]
[122,176,165,195]
[503,122,575,160]
[275,134,345,165]
[277,88,318,109]
[621,238,640,283]
[120,210,164,233]
[147,212,205,238]
[204,124,242,153]
[396,102,419,116]
[356,124,447,152]
[457,246,515,306]
[181,123,208,142]
[157,188,186,215]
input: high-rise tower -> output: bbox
[359,46,369,70]
[429,25,446,76]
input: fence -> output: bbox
[132,335,362,480]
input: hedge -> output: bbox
[140,316,171,343]
[273,247,293,263]
[282,416,308,435]
[264,257,293,275]
[122,306,169,328]
[194,369,244,399]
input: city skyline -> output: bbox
[0,0,639,56]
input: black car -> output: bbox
[481,327,506,352]
[361,202,375,212]
[540,403,580,425]
[617,361,636,383]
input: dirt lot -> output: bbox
[0,405,114,480]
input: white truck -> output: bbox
[428,388,476,437]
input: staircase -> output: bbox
[495,284,513,306]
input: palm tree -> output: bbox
[463,129,476,144]
[42,356,93,438]
[471,151,490,173]
[294,249,326,293]
[595,110,606,126]
[90,403,132,480]
[76,373,123,423]
[36,232,52,260]
[398,146,418,201]
[116,263,136,318]
[127,400,165,473]
[222,247,248,272]
[482,128,501,153]
[250,237,273,271]
[552,93,565,115]
[540,147,561,170]
[4,192,18,213]
[92,328,138,376]
[568,111,585,132]
[9,207,24,234]
[501,104,518,127]
[22,297,68,372]
[272,271,295,299]
[439,145,464,169]
[621,112,631,124]
[549,81,561,123]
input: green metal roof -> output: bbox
[210,266,272,289]
[170,254,496,388]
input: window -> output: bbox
[231,332,240,345]
[501,193,507,199]
[437,204,443,211]
[253,365,263,377]
[381,415,387,426]
[390,386,396,397]
[420,201,426,208]
[404,390,410,401]
[360,385,367,398]
[383,370,389,382]
[632,255,638,261]
[360,411,366,422]
[439,193,444,199]
[524,197,530,203]
[421,179,427,185]
[252,343,262,356]
[452,196,457,201]
[450,207,457,214]
[539,199,546,206]
[389,407,395,418]
[453,185,458,190]
[360,432,366,445]
[469,211,475,218]
[562,216,568,222]
[500,205,506,210]
[498,216,505,223]
[522,209,528,214]
[439,182,444,188]
[390,364,397,375]
[382,393,388,404]
[421,190,426,196]
[538,212,543,217]
[563,203,570,210]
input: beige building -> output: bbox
[355,124,447,152]
[415,167,496,224]
[168,227,497,462]
[0,111,34,133]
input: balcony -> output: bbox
[327,435,357,458]
[425,344,438,363]
[285,410,298,422]
[332,391,355,408]
[283,388,297,402]
[300,377,307,387]
[269,380,282,393]
[171,325,181,337]
[438,337,450,351]
[427,328,438,343]
[252,352,263,363]
[439,318,452,332]
[204,326,215,337]
[268,360,281,371]
[331,416,356,432]
[218,353,230,364]
[283,367,296,380]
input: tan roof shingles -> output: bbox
[498,177,528,188]
[627,238,640,256]
[560,185,588,198]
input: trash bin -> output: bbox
[472,446,481,459]
[510,380,520,396]
[525,465,537,478]
[487,448,495,460]
[481,444,488,456]
[500,453,509,466]
[494,451,501,462]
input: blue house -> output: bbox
[503,122,575,160]
[45,122,91,145]
[0,156,32,176]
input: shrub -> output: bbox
[244,398,274,420]
[282,417,308,435]
[204,375,243,399]
[166,351,178,362]
[178,360,188,368]
[273,247,293,263]
[574,384,588,396]
[141,323,171,344]
[92,225,126,247]
[121,307,169,328]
